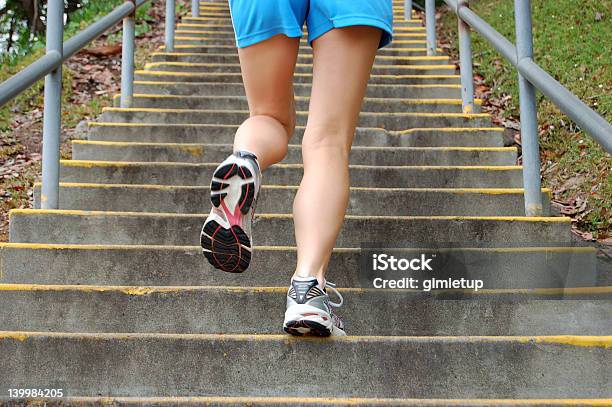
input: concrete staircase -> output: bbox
[0,1,610,405]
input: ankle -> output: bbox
[293,270,326,286]
[234,150,260,170]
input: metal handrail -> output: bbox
[0,0,196,209]
[0,0,145,107]
[1,0,609,216]
[407,0,612,216]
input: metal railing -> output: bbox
[0,0,204,209]
[411,0,612,216]
[1,0,609,216]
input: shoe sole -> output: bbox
[201,160,256,273]
[284,319,332,337]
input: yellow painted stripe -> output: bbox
[174,30,427,37]
[102,107,487,118]
[88,122,237,128]
[174,36,429,44]
[182,17,424,23]
[392,127,503,134]
[0,331,609,348]
[60,160,518,170]
[143,61,455,70]
[9,208,571,224]
[158,45,444,52]
[112,93,482,105]
[150,52,443,60]
[182,17,232,20]
[0,243,301,251]
[73,140,507,152]
[175,23,426,32]
[173,30,234,34]
[135,69,460,79]
[175,23,231,28]
[0,284,609,298]
[133,80,461,89]
[16,397,612,406]
[0,242,597,255]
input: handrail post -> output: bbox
[120,1,136,108]
[425,0,437,56]
[457,0,475,113]
[404,0,413,21]
[41,0,64,210]
[165,0,175,52]
[192,0,200,17]
[514,0,543,216]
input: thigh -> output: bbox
[229,0,307,48]
[238,34,300,130]
[306,0,393,48]
[305,26,382,148]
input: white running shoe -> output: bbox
[283,276,346,337]
[200,151,262,273]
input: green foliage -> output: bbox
[1,0,154,65]
[440,0,611,237]
[0,0,154,132]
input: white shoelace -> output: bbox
[324,280,344,308]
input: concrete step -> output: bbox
[197,3,418,13]
[7,397,612,407]
[8,210,572,246]
[143,61,457,76]
[194,8,415,15]
[87,123,506,147]
[176,22,424,32]
[99,109,490,131]
[34,183,546,216]
[72,142,513,165]
[0,243,597,288]
[58,161,524,187]
[1,331,608,398]
[189,9,416,16]
[199,2,418,8]
[173,37,430,49]
[0,284,609,335]
[134,70,460,85]
[150,51,451,66]
[180,17,426,28]
[158,44,444,56]
[133,81,464,99]
[111,95,479,113]
[173,29,426,40]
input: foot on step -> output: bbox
[201,151,262,273]
[284,276,346,337]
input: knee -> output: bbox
[302,123,352,160]
[251,106,296,139]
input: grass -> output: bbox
[439,0,611,239]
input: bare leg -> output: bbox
[234,34,299,170]
[293,26,382,284]
[201,34,300,273]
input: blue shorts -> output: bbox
[228,0,393,49]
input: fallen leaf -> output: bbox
[81,44,122,57]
